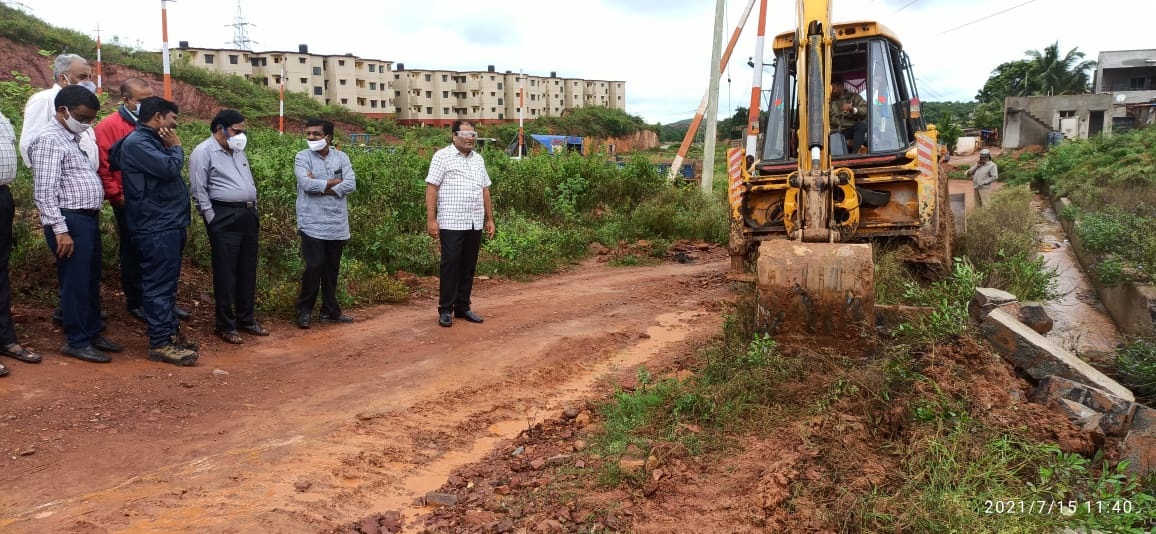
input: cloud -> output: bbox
[462,19,519,47]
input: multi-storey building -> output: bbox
[173,43,396,118]
[392,65,626,126]
[172,44,626,124]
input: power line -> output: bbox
[940,0,1038,34]
[894,0,919,13]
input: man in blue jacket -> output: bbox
[117,97,197,366]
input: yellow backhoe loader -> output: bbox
[730,1,953,340]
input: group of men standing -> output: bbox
[0,54,496,377]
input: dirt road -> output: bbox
[0,250,732,532]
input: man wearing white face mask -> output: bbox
[119,96,197,366]
[292,118,356,329]
[20,54,98,171]
[189,109,268,344]
[29,85,122,364]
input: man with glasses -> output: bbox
[293,118,356,329]
[425,120,495,328]
[189,109,268,344]
[29,85,123,363]
[118,96,197,366]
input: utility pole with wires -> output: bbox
[227,0,257,51]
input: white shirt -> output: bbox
[425,144,491,231]
[19,84,98,171]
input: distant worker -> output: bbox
[118,96,198,366]
[189,110,269,344]
[0,110,40,376]
[830,77,867,153]
[19,54,98,171]
[967,148,999,208]
[95,77,192,325]
[425,120,495,328]
[29,86,123,364]
[293,118,356,329]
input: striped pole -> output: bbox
[518,70,524,158]
[94,24,103,94]
[161,0,172,100]
[670,0,757,180]
[745,0,768,157]
[279,65,285,135]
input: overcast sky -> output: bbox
[9,0,1152,124]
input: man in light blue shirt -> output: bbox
[293,118,356,328]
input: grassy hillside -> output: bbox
[0,3,367,126]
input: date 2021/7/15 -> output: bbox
[983,499,1138,515]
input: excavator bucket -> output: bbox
[755,240,875,339]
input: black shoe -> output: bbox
[438,312,453,327]
[61,345,111,363]
[91,336,124,353]
[175,306,191,321]
[319,314,354,324]
[296,314,311,329]
[128,307,147,323]
[240,322,270,336]
[1,343,41,363]
[454,310,484,323]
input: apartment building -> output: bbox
[172,44,626,124]
[392,64,625,126]
[173,43,396,118]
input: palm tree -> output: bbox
[1024,42,1097,96]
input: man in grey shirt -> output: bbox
[293,118,356,328]
[189,109,269,344]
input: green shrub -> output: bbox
[1115,339,1156,403]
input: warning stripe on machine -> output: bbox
[915,132,935,179]
[727,148,744,211]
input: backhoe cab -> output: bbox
[731,16,952,340]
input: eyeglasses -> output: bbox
[455,131,477,139]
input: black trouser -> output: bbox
[0,186,17,347]
[437,229,482,315]
[295,232,346,319]
[134,228,185,348]
[838,121,867,153]
[45,209,102,348]
[112,205,143,310]
[207,202,259,332]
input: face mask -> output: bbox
[227,132,248,152]
[64,110,90,134]
[130,102,141,116]
[78,81,97,94]
[307,138,328,152]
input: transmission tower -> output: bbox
[227,0,256,50]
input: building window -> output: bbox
[300,77,307,84]
[314,86,323,95]
[425,74,432,82]
[497,82,503,89]
[312,66,322,75]
[339,59,345,66]
[368,64,375,72]
[1059,110,1076,118]
[491,107,496,112]
[341,98,348,104]
[370,82,377,90]
[340,79,348,86]
[426,106,433,114]
[442,90,449,98]
[395,90,401,97]
[371,100,378,108]
[299,57,306,64]
[497,98,503,105]
[443,107,450,114]
[204,54,215,64]
[229,55,239,64]
[1131,77,1146,90]
[426,90,432,98]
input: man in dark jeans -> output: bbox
[29,85,123,363]
[95,77,190,324]
[0,111,40,376]
[118,96,197,366]
[424,119,496,327]
[189,109,269,343]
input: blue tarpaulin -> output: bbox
[529,134,584,155]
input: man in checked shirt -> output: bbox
[29,85,124,364]
[0,110,42,376]
[425,120,496,328]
